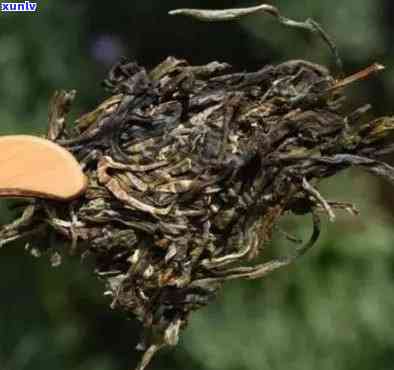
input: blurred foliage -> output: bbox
[1,1,394,370]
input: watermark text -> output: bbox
[1,1,37,12]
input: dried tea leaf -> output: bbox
[1,56,392,370]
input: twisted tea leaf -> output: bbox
[0,56,392,370]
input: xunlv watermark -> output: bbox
[1,1,37,12]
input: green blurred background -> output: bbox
[1,1,394,370]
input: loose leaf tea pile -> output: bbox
[2,5,394,370]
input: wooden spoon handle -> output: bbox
[0,135,87,201]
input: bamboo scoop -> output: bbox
[0,135,87,201]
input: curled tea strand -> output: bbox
[169,3,343,73]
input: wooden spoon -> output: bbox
[0,135,87,201]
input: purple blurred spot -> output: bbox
[91,34,124,65]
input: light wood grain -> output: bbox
[0,135,87,201]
